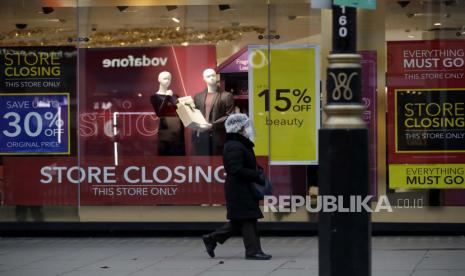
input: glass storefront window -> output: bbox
[0,0,79,222]
[0,0,464,225]
[385,0,465,210]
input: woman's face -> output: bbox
[240,122,255,141]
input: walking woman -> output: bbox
[202,113,271,260]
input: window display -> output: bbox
[0,1,464,225]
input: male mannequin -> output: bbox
[150,71,185,156]
[192,68,234,155]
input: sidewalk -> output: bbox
[1,236,465,276]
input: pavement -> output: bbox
[1,236,465,276]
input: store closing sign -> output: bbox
[3,156,268,205]
[395,89,465,153]
[0,47,76,156]
[387,40,465,189]
[248,45,320,165]
[0,47,76,92]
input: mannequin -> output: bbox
[204,68,218,93]
[192,68,234,155]
[156,71,174,96]
[150,71,185,156]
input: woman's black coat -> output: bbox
[223,133,264,220]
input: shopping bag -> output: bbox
[176,96,208,128]
[250,171,273,200]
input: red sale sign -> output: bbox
[387,40,465,88]
[3,156,268,205]
[387,40,465,164]
[387,40,465,193]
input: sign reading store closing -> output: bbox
[387,40,465,189]
[0,47,76,155]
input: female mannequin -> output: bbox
[150,71,185,156]
[156,71,174,96]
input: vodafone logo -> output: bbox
[102,55,168,68]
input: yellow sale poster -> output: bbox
[248,45,320,165]
[389,164,465,189]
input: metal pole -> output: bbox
[318,4,371,276]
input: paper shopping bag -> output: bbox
[176,101,208,128]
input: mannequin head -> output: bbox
[156,71,173,95]
[202,68,217,87]
[158,71,172,89]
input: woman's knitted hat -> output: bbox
[225,113,249,133]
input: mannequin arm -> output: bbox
[211,92,234,130]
